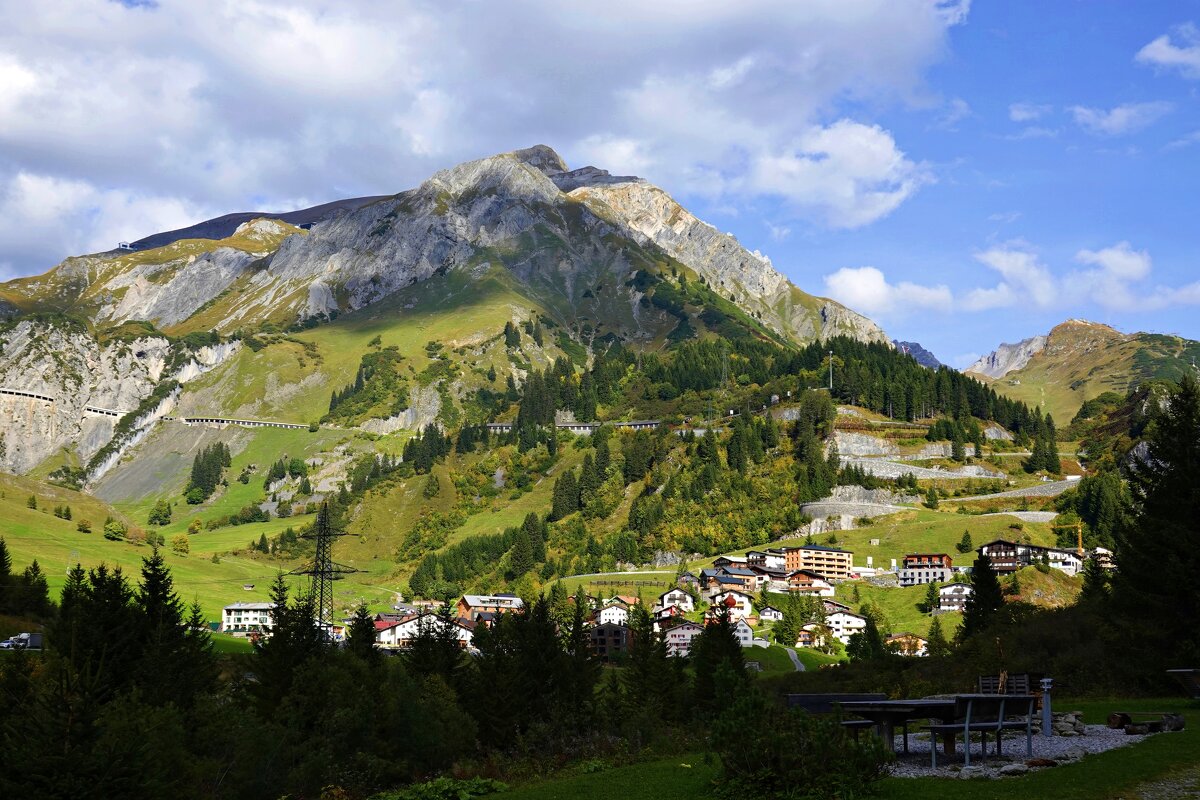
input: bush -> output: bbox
[76,519,92,533]
[710,686,889,800]
[368,777,508,800]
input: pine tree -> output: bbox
[1114,376,1200,666]
[924,486,940,509]
[951,436,965,462]
[550,469,579,520]
[345,602,378,663]
[926,615,950,657]
[578,453,600,506]
[960,554,1004,640]
[508,529,534,579]
[956,530,974,553]
[922,581,939,613]
[135,547,215,706]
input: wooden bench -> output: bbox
[1167,669,1200,700]
[785,693,887,739]
[923,694,1036,768]
[977,672,1041,695]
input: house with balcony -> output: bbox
[784,544,854,581]
[898,553,954,586]
[938,582,974,612]
[222,602,275,636]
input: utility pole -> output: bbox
[293,503,359,640]
[828,350,834,392]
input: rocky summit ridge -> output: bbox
[0,144,889,477]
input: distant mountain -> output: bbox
[0,144,889,476]
[128,196,391,251]
[892,340,941,369]
[968,319,1200,421]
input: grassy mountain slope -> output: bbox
[971,320,1200,421]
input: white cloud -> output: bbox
[0,171,206,278]
[933,97,971,130]
[1005,126,1058,141]
[765,222,792,242]
[1075,241,1151,281]
[1069,102,1173,136]
[1008,102,1051,122]
[1136,22,1200,79]
[0,0,967,274]
[750,120,934,228]
[968,245,1057,309]
[987,210,1021,223]
[822,265,952,315]
[1165,130,1200,150]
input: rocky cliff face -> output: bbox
[967,333,1048,378]
[892,340,941,368]
[8,145,885,348]
[0,320,240,474]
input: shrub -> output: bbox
[76,519,92,533]
[368,777,508,800]
[709,686,890,800]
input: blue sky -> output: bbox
[1,1,1198,364]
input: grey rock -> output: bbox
[999,763,1029,776]
[967,334,1048,379]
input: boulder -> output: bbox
[999,763,1030,776]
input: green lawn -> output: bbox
[495,699,1200,800]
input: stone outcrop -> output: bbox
[0,319,240,475]
[968,333,1048,378]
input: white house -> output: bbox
[938,583,974,612]
[758,605,784,622]
[732,618,755,648]
[664,621,703,657]
[654,587,695,614]
[787,569,835,597]
[377,613,473,649]
[596,602,630,626]
[1045,548,1084,577]
[222,602,275,635]
[710,590,755,620]
[826,610,868,644]
[746,549,787,571]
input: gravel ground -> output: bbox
[979,510,1059,522]
[886,725,1154,779]
[1117,764,1200,799]
[952,479,1077,502]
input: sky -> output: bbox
[2,0,1199,366]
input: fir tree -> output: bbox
[956,530,974,554]
[924,486,940,509]
[926,615,950,657]
[550,469,579,520]
[960,554,1004,640]
[1114,376,1200,666]
[345,602,378,663]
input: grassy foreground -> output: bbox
[494,698,1199,800]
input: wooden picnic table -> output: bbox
[837,698,958,754]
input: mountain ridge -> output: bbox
[967,318,1199,420]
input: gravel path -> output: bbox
[952,479,1077,502]
[784,648,805,672]
[1119,764,1200,799]
[843,457,1004,481]
[886,725,1153,779]
[979,511,1059,522]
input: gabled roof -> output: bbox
[461,594,525,608]
[827,610,867,621]
[713,589,754,601]
[712,575,744,586]
[788,569,831,582]
[721,567,757,577]
[759,605,783,614]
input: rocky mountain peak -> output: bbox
[510,144,569,176]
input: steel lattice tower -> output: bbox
[293,502,357,639]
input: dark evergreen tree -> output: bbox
[135,547,215,707]
[550,469,579,520]
[345,602,378,663]
[960,554,1004,640]
[1114,376,1200,667]
[926,615,950,657]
